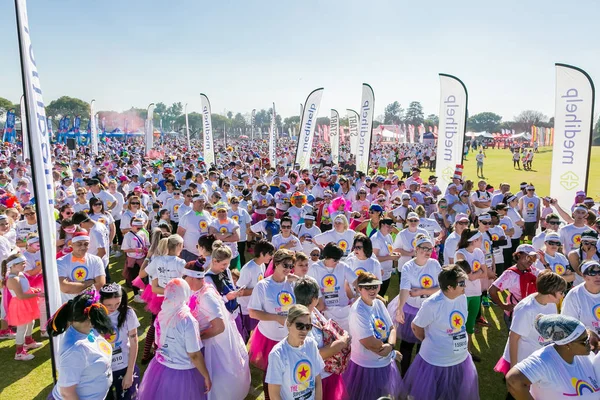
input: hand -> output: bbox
[225,291,238,301]
[395,308,405,324]
[122,371,134,390]
[537,251,546,265]
[276,315,287,326]
[378,343,393,357]
[487,270,497,280]
[409,288,422,297]
[203,374,212,394]
[502,303,515,313]
[394,350,403,363]
[390,253,401,260]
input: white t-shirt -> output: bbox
[560,224,589,254]
[155,315,203,370]
[562,283,600,335]
[107,308,140,372]
[248,277,296,341]
[15,220,38,243]
[23,250,41,273]
[121,230,150,260]
[498,216,515,247]
[501,293,556,365]
[507,208,524,239]
[237,259,266,315]
[87,190,117,212]
[370,231,394,281]
[179,211,213,255]
[313,229,356,258]
[444,231,461,264]
[399,258,442,308]
[345,254,383,282]
[120,210,148,231]
[393,227,430,267]
[307,261,355,308]
[145,255,186,289]
[88,222,110,267]
[52,327,112,400]
[456,248,487,297]
[412,290,469,367]
[57,253,105,303]
[265,337,325,400]
[534,252,570,277]
[348,298,395,368]
[489,226,506,264]
[228,208,252,242]
[418,217,442,241]
[516,346,600,399]
[165,197,184,222]
[209,218,240,257]
[272,234,303,252]
[293,224,322,255]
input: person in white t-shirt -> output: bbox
[371,218,401,297]
[388,234,442,375]
[506,314,599,400]
[393,212,429,268]
[266,305,325,400]
[344,272,402,399]
[272,216,303,252]
[494,271,566,376]
[344,233,383,289]
[562,260,600,339]
[535,231,574,283]
[401,264,479,400]
[177,194,213,262]
[100,283,141,400]
[138,278,211,400]
[293,215,322,255]
[237,240,275,342]
[208,205,241,269]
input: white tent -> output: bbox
[511,132,531,139]
[380,128,396,139]
[466,131,494,138]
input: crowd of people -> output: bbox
[1,136,600,399]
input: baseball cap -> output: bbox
[515,244,536,255]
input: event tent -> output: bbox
[466,131,494,138]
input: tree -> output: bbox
[514,110,547,133]
[467,112,502,132]
[45,96,90,120]
[0,97,16,118]
[383,101,404,124]
[373,120,381,129]
[405,101,424,126]
[316,117,330,126]
[424,114,439,129]
[175,112,203,138]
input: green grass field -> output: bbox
[7,145,600,399]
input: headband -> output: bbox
[72,234,90,243]
[555,323,587,345]
[507,195,517,203]
[0,215,8,221]
[415,236,433,248]
[185,269,205,279]
[468,232,482,242]
[574,205,588,213]
[131,220,144,227]
[26,236,40,245]
[7,255,27,267]
[526,185,535,190]
[100,282,122,294]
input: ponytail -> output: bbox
[155,237,169,256]
[47,300,74,337]
[47,292,113,337]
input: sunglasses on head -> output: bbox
[294,322,313,331]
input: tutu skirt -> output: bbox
[138,359,207,400]
[387,297,420,343]
[132,275,147,290]
[252,212,266,224]
[25,273,44,291]
[8,295,40,326]
[248,326,279,371]
[494,356,511,375]
[142,289,164,315]
[401,354,479,400]
[322,373,347,400]
[342,360,402,400]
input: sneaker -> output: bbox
[113,250,122,258]
[482,296,490,307]
[0,329,16,339]
[476,316,489,327]
[133,294,145,304]
[24,340,43,350]
[41,331,49,338]
[15,350,35,361]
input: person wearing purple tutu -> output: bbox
[266,304,325,400]
[138,278,212,400]
[99,283,141,400]
[344,271,403,400]
[294,278,350,400]
[248,249,297,400]
[184,258,251,400]
[401,264,480,400]
[237,240,275,342]
[388,234,441,375]
[47,291,114,400]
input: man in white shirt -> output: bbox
[72,211,111,280]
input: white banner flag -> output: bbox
[295,88,324,170]
[145,103,155,155]
[184,103,190,149]
[251,109,256,141]
[15,0,62,371]
[347,109,359,155]
[20,95,29,160]
[200,93,215,166]
[356,84,375,173]
[330,109,340,165]
[269,103,277,168]
[436,74,468,194]
[550,64,595,208]
[90,100,98,155]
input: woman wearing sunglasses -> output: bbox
[401,264,479,400]
[345,233,382,285]
[344,271,402,399]
[265,304,324,400]
[88,198,116,247]
[506,314,599,399]
[562,260,600,345]
[494,271,566,379]
[120,195,148,236]
[388,234,442,375]
[535,232,574,282]
[392,211,430,268]
[567,229,600,287]
[248,249,297,398]
[73,188,91,214]
[313,215,355,259]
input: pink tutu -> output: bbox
[349,218,361,230]
[322,373,347,400]
[142,289,164,315]
[132,276,147,290]
[494,356,511,375]
[252,212,267,224]
[8,294,39,326]
[248,326,279,371]
[25,273,44,291]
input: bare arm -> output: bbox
[151,278,165,295]
[552,201,574,224]
[411,322,425,342]
[93,275,106,291]
[188,350,212,394]
[508,331,521,369]
[200,318,225,340]
[59,385,80,400]
[249,309,286,325]
[59,277,95,294]
[506,368,534,400]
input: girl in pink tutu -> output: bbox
[22,234,47,337]
[3,252,43,360]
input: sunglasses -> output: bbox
[174,193,181,195]
[130,202,140,205]
[360,285,379,291]
[186,195,193,198]
[231,201,239,204]
[527,189,535,192]
[92,203,102,206]
[353,245,363,250]
[64,212,73,216]
[378,200,385,203]
[547,221,560,225]
[457,221,469,225]
[281,225,292,229]
[407,219,419,223]
[584,269,600,277]
[294,322,313,331]
[24,213,35,217]
[281,262,294,270]
[546,241,561,246]
[310,253,319,257]
[266,213,275,216]
[418,246,433,252]
[456,280,467,287]
[479,221,490,225]
[582,241,597,246]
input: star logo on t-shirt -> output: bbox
[449,310,465,332]
[420,274,434,289]
[71,266,89,282]
[555,264,565,275]
[573,234,582,246]
[277,290,295,309]
[294,360,312,386]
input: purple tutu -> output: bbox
[141,289,164,315]
[248,326,279,371]
[396,303,420,343]
[494,357,511,375]
[322,373,347,400]
[342,360,402,400]
[401,354,479,400]
[240,313,259,342]
[138,358,207,400]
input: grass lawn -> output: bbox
[459,146,600,199]
[1,253,511,400]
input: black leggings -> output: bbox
[378,278,390,297]
[114,219,123,245]
[238,241,247,266]
[399,340,421,376]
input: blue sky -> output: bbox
[1,0,598,122]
